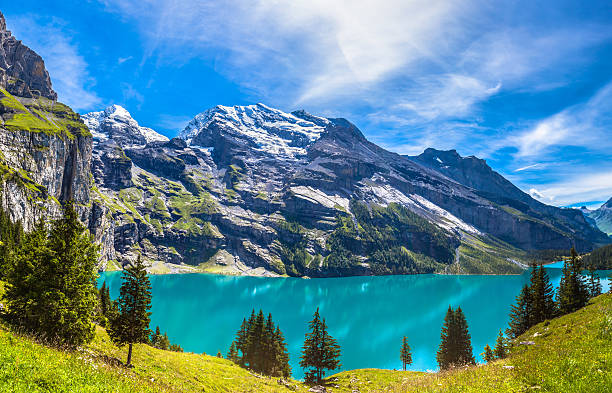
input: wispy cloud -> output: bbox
[515,163,545,172]
[529,170,612,206]
[118,56,133,64]
[7,15,101,111]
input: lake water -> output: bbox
[98,265,610,378]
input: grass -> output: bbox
[329,293,612,392]
[1,290,609,392]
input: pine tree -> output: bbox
[454,307,475,366]
[587,265,602,298]
[507,285,532,338]
[158,332,170,350]
[5,202,99,346]
[493,330,507,359]
[436,306,456,370]
[235,317,250,366]
[300,308,341,384]
[151,326,162,347]
[263,313,276,374]
[482,344,494,363]
[437,306,474,369]
[399,336,412,371]
[273,326,291,378]
[227,341,240,364]
[558,248,590,314]
[109,256,153,366]
[530,264,557,324]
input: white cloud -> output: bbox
[515,163,544,172]
[7,16,101,111]
[528,171,612,207]
[118,56,133,64]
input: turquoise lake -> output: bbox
[98,266,610,378]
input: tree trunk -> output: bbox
[126,342,133,366]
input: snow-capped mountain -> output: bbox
[82,105,169,148]
[179,103,328,159]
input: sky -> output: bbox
[3,0,612,208]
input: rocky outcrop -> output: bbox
[586,197,612,235]
[0,11,56,100]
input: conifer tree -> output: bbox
[227,341,240,364]
[508,285,532,338]
[151,326,162,347]
[482,344,494,363]
[5,202,99,346]
[300,308,341,384]
[454,307,475,366]
[109,256,153,366]
[587,265,602,298]
[399,336,412,371]
[493,330,507,359]
[235,317,250,366]
[530,264,557,324]
[557,248,589,314]
[436,306,474,369]
[274,326,291,378]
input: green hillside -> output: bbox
[1,291,610,392]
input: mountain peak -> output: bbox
[0,11,56,100]
[82,105,168,147]
[179,103,329,159]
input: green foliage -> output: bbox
[507,285,533,339]
[325,201,453,274]
[436,306,475,370]
[400,336,412,371]
[4,201,99,347]
[300,307,341,384]
[493,330,507,359]
[232,310,291,378]
[109,256,153,366]
[150,325,182,352]
[582,243,612,270]
[0,201,24,280]
[557,248,590,315]
[481,344,494,363]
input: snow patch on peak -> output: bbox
[179,103,329,159]
[82,105,169,147]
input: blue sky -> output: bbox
[3,0,612,208]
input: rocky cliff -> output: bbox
[0,11,92,233]
[585,197,612,236]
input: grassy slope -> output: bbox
[328,293,612,392]
[0,292,609,392]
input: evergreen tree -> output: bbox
[231,310,291,377]
[507,285,532,338]
[151,326,162,347]
[557,248,590,314]
[5,202,99,346]
[436,306,475,369]
[227,341,240,364]
[493,330,507,359]
[99,282,112,317]
[482,344,494,363]
[169,343,183,352]
[587,265,602,298]
[0,200,23,279]
[399,336,412,371]
[454,307,475,366]
[273,326,291,378]
[300,308,341,384]
[436,306,456,370]
[158,333,170,350]
[109,256,153,366]
[530,264,557,324]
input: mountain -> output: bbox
[82,104,609,276]
[0,11,92,231]
[82,105,169,148]
[0,10,609,277]
[586,197,612,235]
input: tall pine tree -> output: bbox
[300,308,341,384]
[109,256,153,366]
[400,336,412,371]
[436,306,475,369]
[587,265,602,298]
[507,285,532,338]
[482,344,494,363]
[493,330,507,359]
[530,264,557,324]
[5,202,98,346]
[557,248,589,314]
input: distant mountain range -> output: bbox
[582,198,612,236]
[0,10,609,277]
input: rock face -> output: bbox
[85,105,610,276]
[0,11,56,100]
[586,198,612,236]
